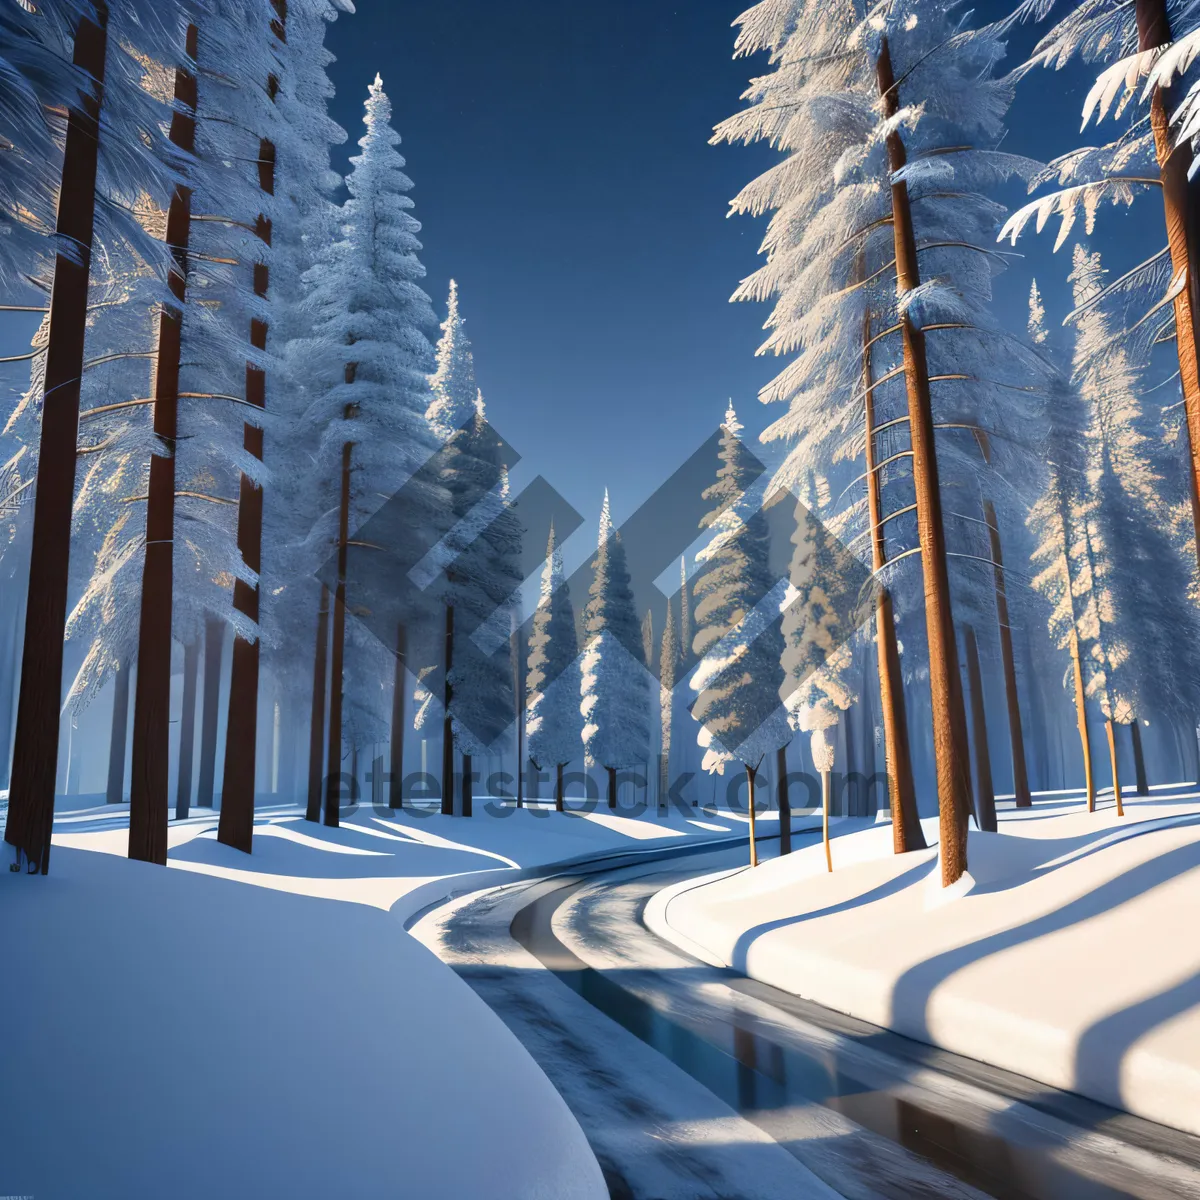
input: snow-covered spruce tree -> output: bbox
[690,405,790,865]
[581,490,651,809]
[292,73,440,828]
[782,471,859,872]
[716,0,1043,884]
[1001,0,1200,567]
[1026,279,1100,809]
[525,525,584,810]
[1069,244,1200,808]
[657,595,678,814]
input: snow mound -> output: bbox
[0,846,605,1200]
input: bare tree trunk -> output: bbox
[388,622,405,809]
[1069,632,1096,812]
[776,743,791,856]
[175,637,199,821]
[983,501,1031,808]
[875,38,970,885]
[746,762,759,868]
[4,5,109,874]
[511,620,524,808]
[322,440,352,831]
[964,626,997,833]
[607,765,617,810]
[441,606,454,816]
[106,662,130,804]
[1130,720,1150,796]
[197,617,223,808]
[305,584,330,822]
[129,28,198,864]
[1137,0,1200,563]
[1105,719,1125,817]
[461,753,473,818]
[821,768,833,873]
[556,762,564,812]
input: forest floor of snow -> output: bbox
[1,794,798,1198]
[647,782,1200,1138]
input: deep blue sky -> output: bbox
[320,0,1159,565]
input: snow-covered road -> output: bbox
[413,839,1200,1200]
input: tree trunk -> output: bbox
[512,621,524,808]
[388,622,406,808]
[875,38,970,886]
[175,637,199,821]
[1105,719,1125,817]
[746,762,759,868]
[4,5,109,874]
[322,440,352,831]
[983,501,1031,808]
[129,28,198,865]
[197,617,223,808]
[106,662,130,804]
[556,762,564,812]
[1069,632,1096,812]
[776,743,791,856]
[821,768,833,873]
[964,626,997,833]
[1137,0,1200,565]
[305,584,330,822]
[607,765,617,810]
[461,752,473,818]
[441,605,454,815]
[1130,720,1150,796]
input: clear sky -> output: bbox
[319,0,1162,563]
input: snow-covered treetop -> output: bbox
[427,279,479,440]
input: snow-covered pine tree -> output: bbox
[525,525,584,810]
[1069,244,1200,809]
[690,404,789,866]
[716,0,1043,884]
[658,595,678,814]
[292,72,440,828]
[782,472,860,872]
[1026,279,1099,809]
[581,490,651,809]
[1001,0,1200,568]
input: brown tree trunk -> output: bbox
[1105,718,1125,817]
[607,765,617,809]
[875,38,971,886]
[746,762,759,868]
[4,5,109,874]
[776,743,791,856]
[1069,632,1096,812]
[129,27,198,865]
[197,616,223,808]
[1130,720,1150,796]
[461,752,473,818]
[556,761,564,812]
[217,10,284,853]
[964,626,997,833]
[106,662,130,804]
[389,622,405,809]
[322,441,352,830]
[441,605,454,815]
[862,281,925,853]
[1137,0,1200,563]
[175,637,199,821]
[983,501,1031,808]
[821,768,833,873]
[305,584,330,822]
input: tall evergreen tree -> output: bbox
[690,405,789,865]
[525,525,584,810]
[581,490,651,808]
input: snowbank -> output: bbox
[649,788,1200,1136]
[0,845,606,1200]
